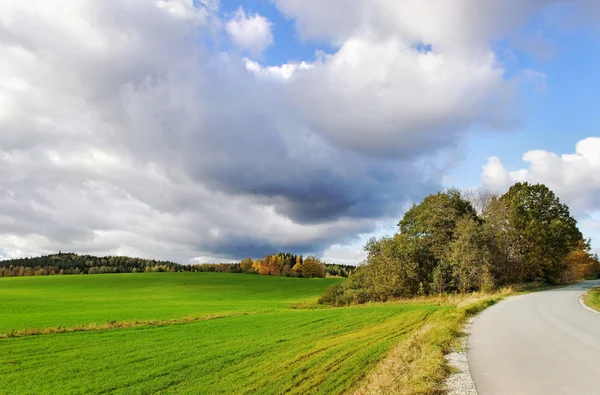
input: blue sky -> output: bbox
[219,0,329,62]
[455,30,600,188]
[1,0,599,262]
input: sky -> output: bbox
[1,0,599,264]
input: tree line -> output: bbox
[240,253,356,278]
[0,253,191,277]
[320,183,599,306]
[0,252,356,278]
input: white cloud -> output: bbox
[481,137,600,215]
[285,36,513,156]
[272,0,568,54]
[0,0,593,262]
[245,59,313,80]
[322,244,367,266]
[226,7,273,56]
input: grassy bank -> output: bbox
[353,295,504,394]
[582,287,600,312]
[0,273,508,394]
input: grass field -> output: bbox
[583,287,600,312]
[0,273,486,394]
[0,273,344,332]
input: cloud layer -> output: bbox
[0,0,591,262]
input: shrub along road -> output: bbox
[468,279,600,395]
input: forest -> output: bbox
[0,252,355,278]
[320,182,600,306]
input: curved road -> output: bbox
[468,280,600,395]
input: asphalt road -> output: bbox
[468,280,600,395]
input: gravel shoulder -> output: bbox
[445,318,477,395]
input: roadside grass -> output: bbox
[353,295,503,394]
[0,273,529,394]
[582,287,600,311]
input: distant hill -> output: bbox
[0,252,356,278]
[0,252,191,276]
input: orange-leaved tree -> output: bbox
[301,256,326,278]
[563,239,599,282]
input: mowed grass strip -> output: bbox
[0,273,343,333]
[583,287,600,311]
[0,304,444,395]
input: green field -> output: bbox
[0,273,458,394]
[0,273,344,332]
[583,287,600,312]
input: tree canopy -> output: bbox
[320,183,598,306]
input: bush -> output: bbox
[318,284,345,306]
